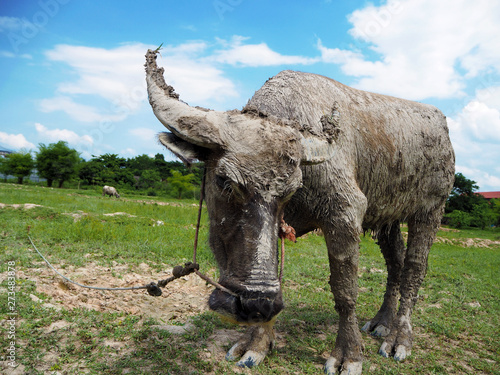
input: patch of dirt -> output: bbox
[400,230,500,248]
[16,262,212,323]
[439,227,460,232]
[102,212,136,217]
[62,210,88,222]
[130,199,199,207]
[433,236,500,248]
[0,201,167,226]
[44,320,71,333]
[0,203,43,209]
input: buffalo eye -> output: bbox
[215,174,247,200]
[215,174,231,191]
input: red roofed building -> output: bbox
[477,191,500,200]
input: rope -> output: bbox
[192,168,206,264]
[279,218,296,284]
[28,168,293,300]
[27,168,237,298]
[28,234,152,292]
[188,168,238,297]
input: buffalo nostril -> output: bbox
[209,288,284,323]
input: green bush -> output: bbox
[446,210,472,228]
[470,204,497,229]
[446,204,498,229]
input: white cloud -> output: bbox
[35,123,93,147]
[456,165,500,193]
[0,16,30,32]
[45,43,151,114]
[0,50,32,59]
[0,50,16,58]
[120,148,137,156]
[475,86,500,109]
[317,40,364,67]
[459,101,500,143]
[448,88,500,145]
[129,128,157,142]
[41,37,334,119]
[447,87,500,191]
[39,96,126,123]
[160,51,239,105]
[212,36,317,67]
[0,132,36,150]
[318,0,500,100]
[43,42,241,115]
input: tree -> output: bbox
[153,153,169,179]
[444,172,500,229]
[470,204,496,229]
[491,199,500,226]
[0,156,9,181]
[79,154,133,187]
[446,173,486,213]
[1,151,35,184]
[36,141,80,188]
[167,170,195,199]
[78,159,103,186]
[127,154,156,176]
[140,169,161,190]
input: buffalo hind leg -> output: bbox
[362,222,406,337]
[324,220,364,375]
[225,323,275,368]
[379,213,440,361]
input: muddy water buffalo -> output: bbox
[102,185,120,198]
[145,50,454,374]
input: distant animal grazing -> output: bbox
[102,185,120,198]
[145,50,455,374]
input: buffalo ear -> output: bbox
[299,136,336,165]
[299,105,340,165]
[158,132,209,166]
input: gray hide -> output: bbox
[145,50,455,375]
[102,185,120,198]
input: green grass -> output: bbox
[1,182,499,374]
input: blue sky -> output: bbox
[1,0,499,190]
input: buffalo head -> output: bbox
[145,50,335,323]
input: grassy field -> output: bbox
[1,182,499,374]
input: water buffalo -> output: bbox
[145,50,454,374]
[102,185,120,198]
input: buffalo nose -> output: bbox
[209,289,284,323]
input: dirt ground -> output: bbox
[6,200,497,323]
[2,202,498,374]
[19,261,212,323]
[0,201,211,323]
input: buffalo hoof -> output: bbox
[361,320,391,337]
[377,316,412,361]
[378,341,411,361]
[225,324,275,368]
[324,357,362,375]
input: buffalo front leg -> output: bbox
[324,222,364,375]
[225,322,275,368]
[362,222,406,337]
[379,214,440,361]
